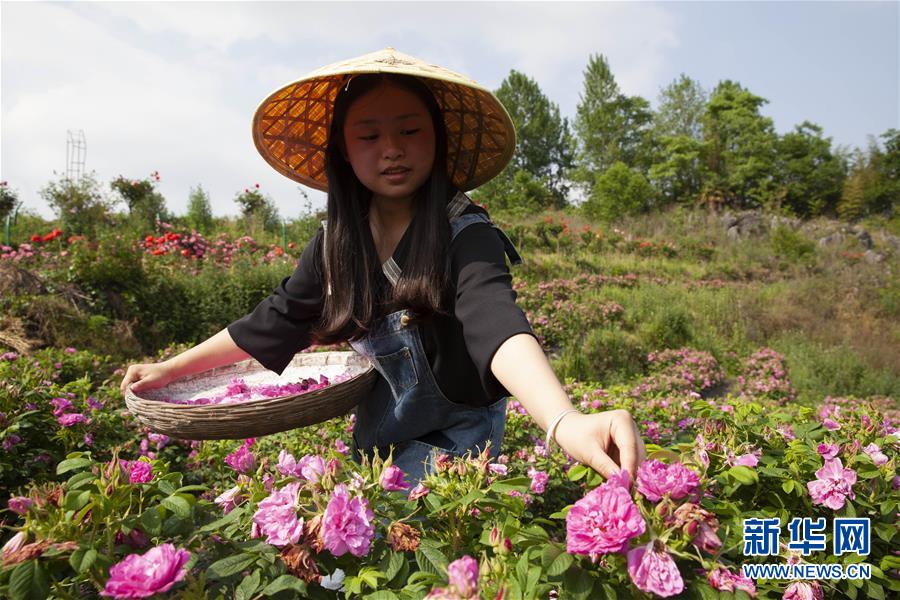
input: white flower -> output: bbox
[320,568,346,591]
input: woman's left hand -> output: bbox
[553,409,647,480]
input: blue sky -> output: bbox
[2,1,898,219]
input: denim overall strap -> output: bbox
[347,209,515,487]
[448,212,523,266]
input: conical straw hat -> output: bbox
[252,47,516,192]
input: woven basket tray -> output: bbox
[124,351,376,440]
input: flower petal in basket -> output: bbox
[124,351,376,440]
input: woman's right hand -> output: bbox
[120,362,176,396]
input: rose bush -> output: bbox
[1,345,897,599]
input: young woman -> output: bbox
[120,48,646,487]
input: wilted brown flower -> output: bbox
[303,514,325,554]
[2,540,52,566]
[279,544,321,584]
[386,521,421,552]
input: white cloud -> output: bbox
[0,1,697,220]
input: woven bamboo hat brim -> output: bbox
[252,47,516,193]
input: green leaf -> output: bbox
[781,480,795,494]
[866,582,885,600]
[562,567,593,600]
[728,466,758,486]
[364,592,401,600]
[358,567,384,589]
[235,569,261,600]
[525,565,541,599]
[207,553,255,580]
[490,476,531,493]
[382,551,405,582]
[874,522,897,543]
[567,464,589,482]
[175,484,208,494]
[66,471,96,489]
[9,561,49,600]
[157,480,177,495]
[542,544,573,577]
[161,494,192,519]
[140,508,162,536]
[261,575,307,596]
[56,457,93,475]
[69,547,97,574]
[64,489,91,512]
[416,539,448,577]
[516,550,530,588]
[195,507,241,534]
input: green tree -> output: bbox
[234,185,279,232]
[39,171,113,237]
[647,75,709,205]
[581,161,654,222]
[492,69,575,207]
[654,73,708,141]
[573,54,656,192]
[866,128,900,215]
[702,80,778,208]
[772,121,845,217]
[838,130,900,219]
[187,184,214,233]
[110,171,168,230]
[471,169,554,218]
[0,181,20,223]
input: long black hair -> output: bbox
[312,73,459,345]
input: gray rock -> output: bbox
[864,250,885,264]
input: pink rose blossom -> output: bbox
[488,463,507,476]
[50,397,73,416]
[783,580,824,600]
[335,439,349,454]
[806,458,857,510]
[8,497,32,515]
[566,470,645,556]
[100,543,191,598]
[251,482,304,547]
[322,483,375,558]
[862,443,889,466]
[409,483,430,501]
[1,531,27,557]
[816,443,839,460]
[298,454,326,483]
[224,444,255,474]
[636,459,700,502]
[128,461,153,484]
[58,413,87,427]
[707,566,756,596]
[380,465,410,491]
[527,468,549,494]
[627,541,684,598]
[727,452,759,467]
[822,418,841,431]
[214,486,242,514]
[275,450,303,477]
[447,555,479,598]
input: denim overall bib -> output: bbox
[324,197,523,487]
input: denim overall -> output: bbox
[328,205,523,487]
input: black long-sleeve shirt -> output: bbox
[226,204,536,408]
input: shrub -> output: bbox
[770,224,815,263]
[581,162,655,222]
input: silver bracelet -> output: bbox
[545,408,580,451]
